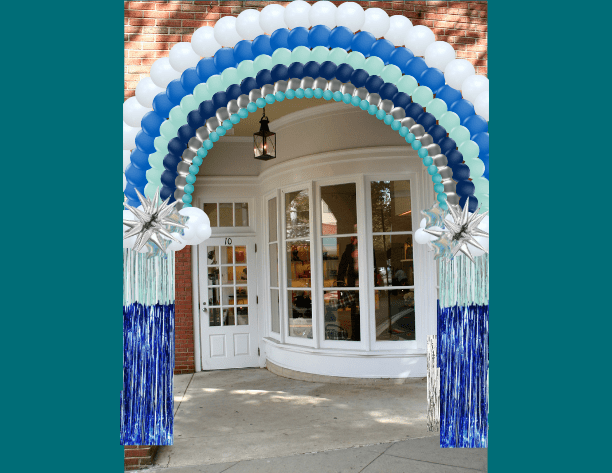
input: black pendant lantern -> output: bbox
[253,107,276,161]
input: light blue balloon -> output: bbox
[304,88,314,98]
[291,46,311,64]
[328,48,348,65]
[286,89,296,99]
[375,109,386,120]
[275,91,286,101]
[271,48,292,66]
[253,54,273,72]
[363,56,384,76]
[314,88,324,99]
[383,114,394,125]
[295,88,305,99]
[346,51,366,69]
[207,74,224,94]
[323,90,333,101]
[380,64,402,84]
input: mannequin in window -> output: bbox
[337,236,360,341]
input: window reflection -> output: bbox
[323,290,360,341]
[288,290,312,338]
[373,235,414,287]
[375,289,415,341]
[286,190,310,239]
[286,241,311,288]
[371,181,412,233]
[321,183,357,235]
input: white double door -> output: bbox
[198,237,259,370]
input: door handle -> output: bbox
[202,306,208,312]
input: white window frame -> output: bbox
[264,190,282,341]
[200,198,256,235]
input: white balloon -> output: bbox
[169,42,200,73]
[135,77,163,109]
[123,121,139,151]
[309,1,337,29]
[424,41,456,72]
[362,8,390,38]
[479,215,489,233]
[284,0,311,29]
[259,4,287,35]
[196,224,212,243]
[420,218,427,228]
[385,15,412,47]
[167,233,187,252]
[415,228,430,245]
[404,25,435,56]
[150,57,181,88]
[444,59,476,90]
[123,150,131,172]
[123,96,149,128]
[236,9,264,40]
[191,25,221,57]
[461,75,489,104]
[473,90,489,121]
[214,16,242,48]
[336,2,365,33]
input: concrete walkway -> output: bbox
[146,368,486,472]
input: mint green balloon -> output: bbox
[346,51,365,69]
[412,86,434,107]
[328,48,348,65]
[144,182,158,199]
[159,119,179,141]
[439,111,460,131]
[148,150,166,169]
[472,177,489,194]
[363,56,384,76]
[237,60,255,80]
[221,67,239,87]
[254,54,273,72]
[459,140,480,161]
[426,98,447,119]
[475,192,489,213]
[272,48,292,66]
[153,136,169,153]
[380,64,402,84]
[146,167,164,184]
[465,157,485,178]
[291,46,310,64]
[396,75,418,95]
[311,46,329,63]
[193,83,211,103]
[169,106,187,125]
[180,95,197,116]
[207,74,224,94]
[449,125,471,147]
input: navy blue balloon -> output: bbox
[288,62,305,79]
[350,69,369,88]
[472,132,489,156]
[419,68,445,92]
[439,137,458,156]
[271,64,289,82]
[163,153,182,172]
[166,79,187,106]
[450,99,475,123]
[459,194,478,212]
[125,163,148,187]
[481,153,489,180]
[336,63,354,82]
[271,28,290,50]
[352,31,376,56]
[130,149,150,171]
[161,170,178,188]
[168,137,186,157]
[303,61,320,79]
[405,103,424,120]
[464,115,488,137]
[199,100,216,119]
[153,92,174,119]
[287,27,309,50]
[141,111,165,136]
[226,84,242,101]
[196,57,218,83]
[435,85,462,108]
[329,26,353,49]
[417,112,436,132]
[404,57,428,79]
[446,149,464,167]
[180,67,201,95]
[252,34,273,56]
[178,124,195,144]
[187,109,205,130]
[450,163,470,181]
[135,129,156,154]
[392,92,411,110]
[240,77,258,96]
[371,39,394,64]
[308,25,331,48]
[212,91,228,111]
[389,48,414,69]
[256,69,273,88]
[379,83,398,100]
[214,47,237,72]
[234,40,255,63]
[456,180,476,197]
[364,75,384,93]
[428,124,446,143]
[160,186,175,202]
[319,61,337,80]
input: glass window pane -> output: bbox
[288,290,312,338]
[235,203,249,227]
[237,306,248,325]
[375,289,415,341]
[207,267,219,286]
[220,246,233,264]
[286,190,310,239]
[321,183,357,235]
[204,204,218,228]
[287,241,311,288]
[268,197,277,243]
[371,180,412,233]
[207,246,218,265]
[223,307,235,326]
[322,236,359,288]
[235,246,246,264]
[208,287,220,306]
[219,203,233,227]
[236,287,248,305]
[323,290,360,341]
[269,243,278,287]
[373,234,414,287]
[271,289,280,333]
[209,308,221,327]
[222,286,234,306]
[236,266,248,284]
[221,266,234,285]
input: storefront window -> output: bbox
[203,202,250,228]
[268,197,280,334]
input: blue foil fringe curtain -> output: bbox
[121,249,175,446]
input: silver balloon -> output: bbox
[366,93,381,107]
[390,107,406,120]
[182,149,196,165]
[341,83,356,96]
[446,192,460,206]
[216,107,230,122]
[174,188,185,208]
[442,180,456,194]
[274,80,288,93]
[419,134,434,147]
[287,78,302,90]
[409,124,426,139]
[301,77,315,90]
[327,79,342,92]
[206,117,221,132]
[313,77,328,90]
[177,161,190,176]
[401,117,416,129]
[425,144,441,157]
[261,84,275,97]
[195,126,209,142]
[237,94,250,109]
[188,137,202,152]
[249,89,262,102]
[175,175,187,190]
[227,99,240,115]
[354,87,369,101]
[431,153,448,167]
[437,166,453,180]
[379,99,394,114]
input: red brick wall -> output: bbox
[175,245,195,374]
[124,445,159,470]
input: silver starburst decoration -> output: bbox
[423,198,489,264]
[123,188,188,253]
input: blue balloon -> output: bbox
[130,149,150,170]
[226,84,242,101]
[271,64,289,82]
[256,69,273,88]
[303,61,320,79]
[166,79,187,106]
[379,83,398,100]
[403,57,428,79]
[125,163,148,187]
[405,103,424,120]
[252,34,273,56]
[417,112,436,132]
[351,31,376,56]
[419,68,445,91]
[389,48,414,69]
[335,63,354,82]
[450,163,470,181]
[153,92,174,119]
[270,28,290,50]
[141,111,165,136]
[364,75,384,93]
[287,27,309,50]
[187,109,205,130]
[196,57,218,82]
[450,99,475,123]
[180,67,201,95]
[392,92,411,110]
[124,182,139,200]
[464,115,488,137]
[161,170,178,188]
[163,153,182,172]
[459,194,478,212]
[240,77,258,96]
[214,47,237,72]
[288,62,305,79]
[135,129,156,154]
[178,124,195,144]
[350,68,368,88]
[199,100,216,119]
[446,149,463,167]
[371,39,394,64]
[160,185,175,202]
[481,153,489,180]
[435,85,462,108]
[308,25,331,48]
[319,61,337,80]
[212,91,228,111]
[428,124,446,143]
[439,137,458,156]
[329,26,352,49]
[167,137,186,157]
[472,132,489,156]
[234,40,255,63]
